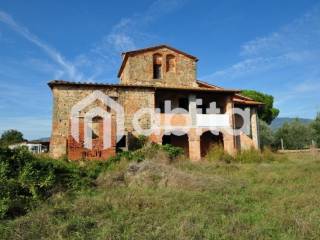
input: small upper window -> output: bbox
[166,54,176,72]
[153,53,162,79]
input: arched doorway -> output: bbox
[200,131,224,157]
[162,133,189,155]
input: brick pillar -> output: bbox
[224,96,236,155]
[251,107,260,149]
[188,128,201,161]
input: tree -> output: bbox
[311,113,320,147]
[274,119,313,150]
[241,90,279,124]
[259,120,274,149]
[0,130,24,147]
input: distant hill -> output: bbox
[270,117,313,130]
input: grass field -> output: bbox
[1,151,320,239]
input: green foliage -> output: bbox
[274,119,313,150]
[204,145,286,163]
[161,144,184,159]
[311,113,320,147]
[0,141,184,219]
[0,130,24,147]
[205,145,233,163]
[235,148,288,163]
[259,120,274,149]
[117,144,183,163]
[127,135,148,151]
[0,147,106,219]
[2,152,318,239]
[241,90,279,124]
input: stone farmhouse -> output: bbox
[49,45,262,161]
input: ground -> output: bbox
[1,152,320,239]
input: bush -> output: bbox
[161,144,184,159]
[0,147,106,219]
[128,135,148,151]
[235,148,288,163]
[205,145,233,163]
[204,145,286,164]
[117,144,183,163]
[235,148,262,163]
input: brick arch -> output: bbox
[200,130,224,157]
[162,132,189,156]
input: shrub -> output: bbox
[205,145,234,163]
[0,147,106,219]
[204,145,286,164]
[235,148,288,163]
[116,144,183,163]
[235,148,262,163]
[128,134,148,151]
[161,144,184,159]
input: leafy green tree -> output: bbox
[0,130,24,147]
[311,113,320,147]
[259,120,274,149]
[241,90,279,124]
[274,119,313,150]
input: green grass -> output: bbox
[1,152,320,239]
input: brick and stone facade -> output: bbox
[49,45,262,161]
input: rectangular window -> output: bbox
[153,64,162,79]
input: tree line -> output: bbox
[241,90,320,150]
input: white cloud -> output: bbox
[201,4,320,118]
[203,5,320,82]
[241,6,320,57]
[0,10,84,81]
[73,0,187,82]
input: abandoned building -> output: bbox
[49,45,262,161]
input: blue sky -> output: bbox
[0,0,320,139]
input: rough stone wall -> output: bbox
[120,47,197,87]
[50,85,155,159]
[118,88,155,134]
[50,85,119,159]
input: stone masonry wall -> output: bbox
[50,85,155,159]
[120,47,197,88]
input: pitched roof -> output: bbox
[196,80,264,106]
[117,44,198,77]
[48,80,239,93]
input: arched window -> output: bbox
[166,54,176,72]
[153,53,162,79]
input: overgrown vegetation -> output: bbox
[0,146,113,219]
[1,146,320,239]
[0,143,183,219]
[205,145,287,163]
